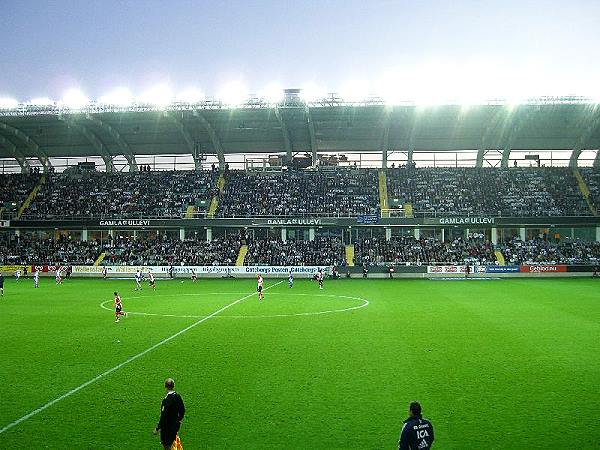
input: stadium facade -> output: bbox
[1,97,600,277]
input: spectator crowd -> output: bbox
[245,237,345,266]
[387,167,592,216]
[0,173,41,217]
[2,233,599,267]
[3,167,600,219]
[354,236,498,265]
[23,170,217,219]
[218,169,380,217]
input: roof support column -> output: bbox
[274,107,293,160]
[85,114,138,171]
[0,135,30,173]
[306,107,317,165]
[569,108,600,168]
[59,116,114,171]
[193,111,224,169]
[0,122,52,172]
[382,120,390,169]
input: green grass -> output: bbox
[0,276,598,449]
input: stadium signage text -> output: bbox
[0,220,9,228]
[432,217,496,225]
[72,265,330,276]
[521,265,567,273]
[257,218,322,226]
[98,219,152,227]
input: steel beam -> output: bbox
[306,107,317,165]
[0,122,51,172]
[273,107,293,159]
[0,135,30,173]
[85,114,138,171]
[192,111,224,168]
[59,116,114,171]
[569,107,600,167]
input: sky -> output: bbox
[1,0,600,104]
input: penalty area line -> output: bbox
[0,280,284,435]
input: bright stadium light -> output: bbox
[138,84,173,107]
[0,97,19,109]
[175,87,205,103]
[338,80,370,102]
[99,87,134,106]
[61,89,89,109]
[299,83,327,102]
[217,81,249,106]
[27,97,55,106]
[258,83,284,104]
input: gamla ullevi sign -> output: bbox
[436,217,495,225]
[98,219,151,227]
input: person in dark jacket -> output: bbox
[398,401,434,450]
[154,378,185,449]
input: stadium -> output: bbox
[1,2,600,449]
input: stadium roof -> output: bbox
[0,97,599,172]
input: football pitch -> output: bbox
[0,277,598,449]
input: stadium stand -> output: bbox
[353,236,498,265]
[0,234,102,265]
[0,174,41,217]
[386,167,591,217]
[217,169,380,217]
[7,167,597,220]
[23,170,217,219]
[498,237,600,265]
[244,237,345,266]
[580,168,600,215]
[3,233,599,267]
[103,236,240,266]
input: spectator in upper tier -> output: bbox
[23,170,217,219]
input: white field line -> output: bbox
[0,281,284,435]
[99,292,369,319]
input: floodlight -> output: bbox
[138,84,173,107]
[299,83,327,102]
[258,83,284,104]
[338,80,370,102]
[217,81,249,106]
[0,97,19,109]
[175,88,205,103]
[61,89,89,109]
[99,88,134,106]
[27,97,54,106]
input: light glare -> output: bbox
[217,81,249,106]
[99,88,134,106]
[299,83,327,102]
[175,88,205,103]
[338,80,370,102]
[138,84,173,107]
[258,83,284,103]
[27,97,55,106]
[0,97,19,109]
[61,89,89,109]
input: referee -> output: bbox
[398,401,434,450]
[154,378,185,449]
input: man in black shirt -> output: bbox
[154,378,185,449]
[0,272,4,296]
[398,401,434,450]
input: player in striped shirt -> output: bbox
[114,291,128,322]
[148,271,156,290]
[55,269,62,285]
[257,274,264,301]
[288,270,293,288]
